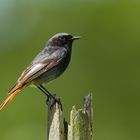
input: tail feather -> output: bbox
[0,88,23,111]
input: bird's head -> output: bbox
[47,33,80,47]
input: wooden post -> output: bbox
[47,93,93,140]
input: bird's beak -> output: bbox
[71,36,81,40]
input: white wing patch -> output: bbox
[23,63,45,79]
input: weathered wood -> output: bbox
[47,93,93,140]
[47,96,67,140]
[68,93,93,140]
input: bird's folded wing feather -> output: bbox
[18,48,67,84]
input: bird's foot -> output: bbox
[46,93,62,110]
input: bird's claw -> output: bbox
[46,93,62,110]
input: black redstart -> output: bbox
[0,32,80,111]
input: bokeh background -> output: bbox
[0,0,140,140]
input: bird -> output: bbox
[0,32,80,111]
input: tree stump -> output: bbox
[47,93,93,140]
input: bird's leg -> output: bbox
[37,84,61,106]
[37,85,49,97]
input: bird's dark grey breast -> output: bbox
[35,47,72,84]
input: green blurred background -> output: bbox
[0,0,140,140]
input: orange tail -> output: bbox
[0,88,23,111]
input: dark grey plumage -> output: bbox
[0,32,80,111]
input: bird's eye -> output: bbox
[60,36,65,40]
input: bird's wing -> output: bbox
[4,48,65,109]
[9,48,67,94]
[19,48,67,83]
